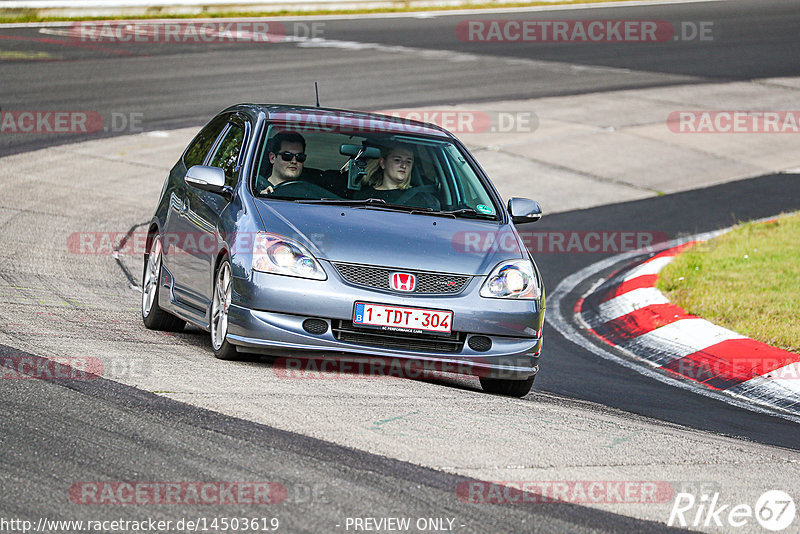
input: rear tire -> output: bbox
[479,375,535,397]
[142,235,185,332]
[211,257,240,360]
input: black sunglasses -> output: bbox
[275,151,307,163]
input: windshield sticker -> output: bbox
[476,204,494,215]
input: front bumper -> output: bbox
[227,306,541,379]
[226,260,544,380]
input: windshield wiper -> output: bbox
[435,208,497,219]
[295,198,437,215]
[293,198,385,206]
[293,199,496,219]
[355,201,436,214]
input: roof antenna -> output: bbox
[314,82,320,108]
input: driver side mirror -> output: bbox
[185,165,231,197]
[507,197,542,224]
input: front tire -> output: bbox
[142,235,185,332]
[211,257,239,360]
[479,375,535,398]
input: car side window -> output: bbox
[209,123,245,187]
[183,115,229,169]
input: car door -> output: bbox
[163,113,230,312]
[177,115,249,316]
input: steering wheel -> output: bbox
[261,180,304,195]
[265,180,344,200]
[396,185,439,206]
[271,180,303,190]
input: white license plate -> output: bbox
[353,302,453,334]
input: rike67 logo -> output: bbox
[668,490,796,531]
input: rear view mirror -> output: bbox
[340,144,381,190]
[340,144,381,159]
[507,197,543,224]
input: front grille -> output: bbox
[333,263,470,295]
[468,335,492,352]
[332,320,466,353]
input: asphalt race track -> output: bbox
[1,1,800,532]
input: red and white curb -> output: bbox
[548,223,800,422]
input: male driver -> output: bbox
[260,132,307,194]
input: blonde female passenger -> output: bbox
[353,144,440,210]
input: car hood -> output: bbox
[253,200,526,275]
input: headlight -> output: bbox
[480,259,541,299]
[252,232,326,280]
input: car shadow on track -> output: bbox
[175,326,489,394]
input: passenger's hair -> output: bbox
[269,131,306,154]
[364,143,414,189]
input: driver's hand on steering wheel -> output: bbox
[260,185,275,195]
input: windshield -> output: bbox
[251,123,500,220]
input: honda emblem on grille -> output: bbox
[391,272,416,292]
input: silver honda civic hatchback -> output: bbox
[142,104,545,396]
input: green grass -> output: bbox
[0,0,658,24]
[657,212,800,353]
